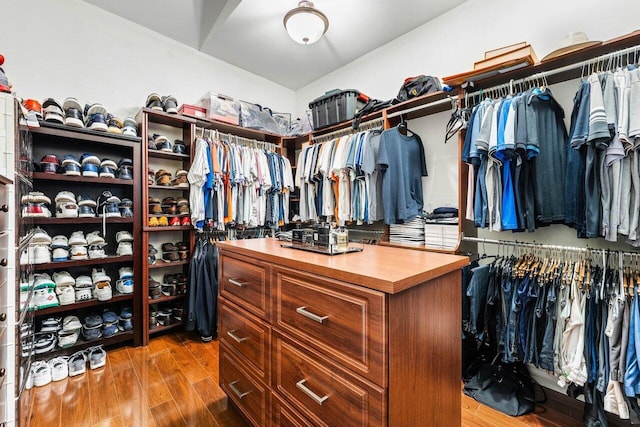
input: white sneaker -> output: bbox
[54,191,76,204]
[69,245,88,260]
[33,273,55,289]
[116,278,134,294]
[49,356,69,381]
[68,231,87,246]
[33,288,59,309]
[55,202,78,218]
[91,268,111,284]
[86,231,105,246]
[32,245,51,264]
[118,267,133,279]
[32,361,52,387]
[50,235,69,249]
[74,287,92,302]
[40,317,62,333]
[68,351,87,377]
[116,230,134,243]
[87,346,107,370]
[52,247,69,262]
[52,271,75,287]
[116,242,133,256]
[88,245,107,259]
[92,282,112,301]
[31,228,52,244]
[57,330,79,348]
[74,275,92,288]
[56,285,75,305]
[62,315,82,332]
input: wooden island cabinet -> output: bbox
[217,238,468,427]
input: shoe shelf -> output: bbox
[32,255,134,272]
[148,185,189,191]
[144,225,192,232]
[137,107,196,128]
[148,321,183,336]
[33,330,134,362]
[148,294,184,305]
[32,293,134,317]
[148,151,190,161]
[26,121,142,146]
[148,214,190,218]
[31,217,134,225]
[148,259,189,269]
[32,172,134,186]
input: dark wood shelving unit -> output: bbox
[148,321,183,335]
[143,225,192,232]
[32,255,134,271]
[148,185,189,191]
[148,150,190,161]
[33,293,134,316]
[31,217,134,225]
[148,259,189,269]
[27,121,142,146]
[32,172,134,186]
[147,294,185,305]
[33,331,135,361]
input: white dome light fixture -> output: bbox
[283,1,329,45]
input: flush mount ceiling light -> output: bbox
[283,1,329,45]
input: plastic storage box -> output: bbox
[309,89,369,130]
[200,93,240,125]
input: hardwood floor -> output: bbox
[23,331,582,427]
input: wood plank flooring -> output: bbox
[22,331,582,426]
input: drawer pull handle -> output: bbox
[229,278,248,288]
[0,205,7,213]
[296,306,328,324]
[226,330,247,343]
[229,380,251,399]
[296,379,328,405]
[0,313,5,322]
[0,368,4,377]
[0,259,6,267]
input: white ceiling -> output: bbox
[82,0,467,90]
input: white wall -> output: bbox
[2,0,295,119]
[296,0,639,116]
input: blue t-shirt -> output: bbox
[377,126,428,224]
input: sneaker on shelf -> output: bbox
[55,201,78,218]
[162,95,178,114]
[74,275,92,289]
[33,288,58,310]
[116,278,134,294]
[86,230,106,246]
[40,317,62,333]
[54,191,76,204]
[107,114,123,134]
[48,356,69,381]
[50,234,69,249]
[33,273,55,289]
[116,230,133,243]
[84,104,108,132]
[77,193,97,207]
[101,202,121,218]
[92,281,112,301]
[32,360,52,387]
[118,266,133,279]
[69,245,88,260]
[52,247,69,262]
[22,203,52,218]
[91,268,110,284]
[145,93,163,111]
[22,191,51,205]
[57,330,78,349]
[62,155,81,176]
[116,242,133,256]
[122,117,137,137]
[74,287,91,302]
[31,227,52,245]
[32,245,51,264]
[102,322,119,338]
[68,351,87,377]
[68,231,88,246]
[63,97,84,128]
[39,154,60,174]
[52,271,75,287]
[87,345,107,369]
[62,315,82,332]
[82,162,99,177]
[42,98,64,125]
[181,216,191,226]
[33,332,57,354]
[56,285,75,305]
[78,205,96,217]
[88,245,107,259]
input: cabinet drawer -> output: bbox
[273,266,386,385]
[220,254,270,320]
[220,345,270,427]
[220,298,270,384]
[272,393,315,427]
[272,334,385,427]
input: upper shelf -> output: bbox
[194,118,283,144]
[138,107,196,127]
[26,121,142,147]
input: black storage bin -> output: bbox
[309,89,369,130]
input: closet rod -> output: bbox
[463,43,640,100]
[386,96,452,120]
[461,235,640,258]
[195,126,278,151]
[312,118,384,143]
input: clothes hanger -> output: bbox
[397,114,415,137]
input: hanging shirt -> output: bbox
[187,138,211,229]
